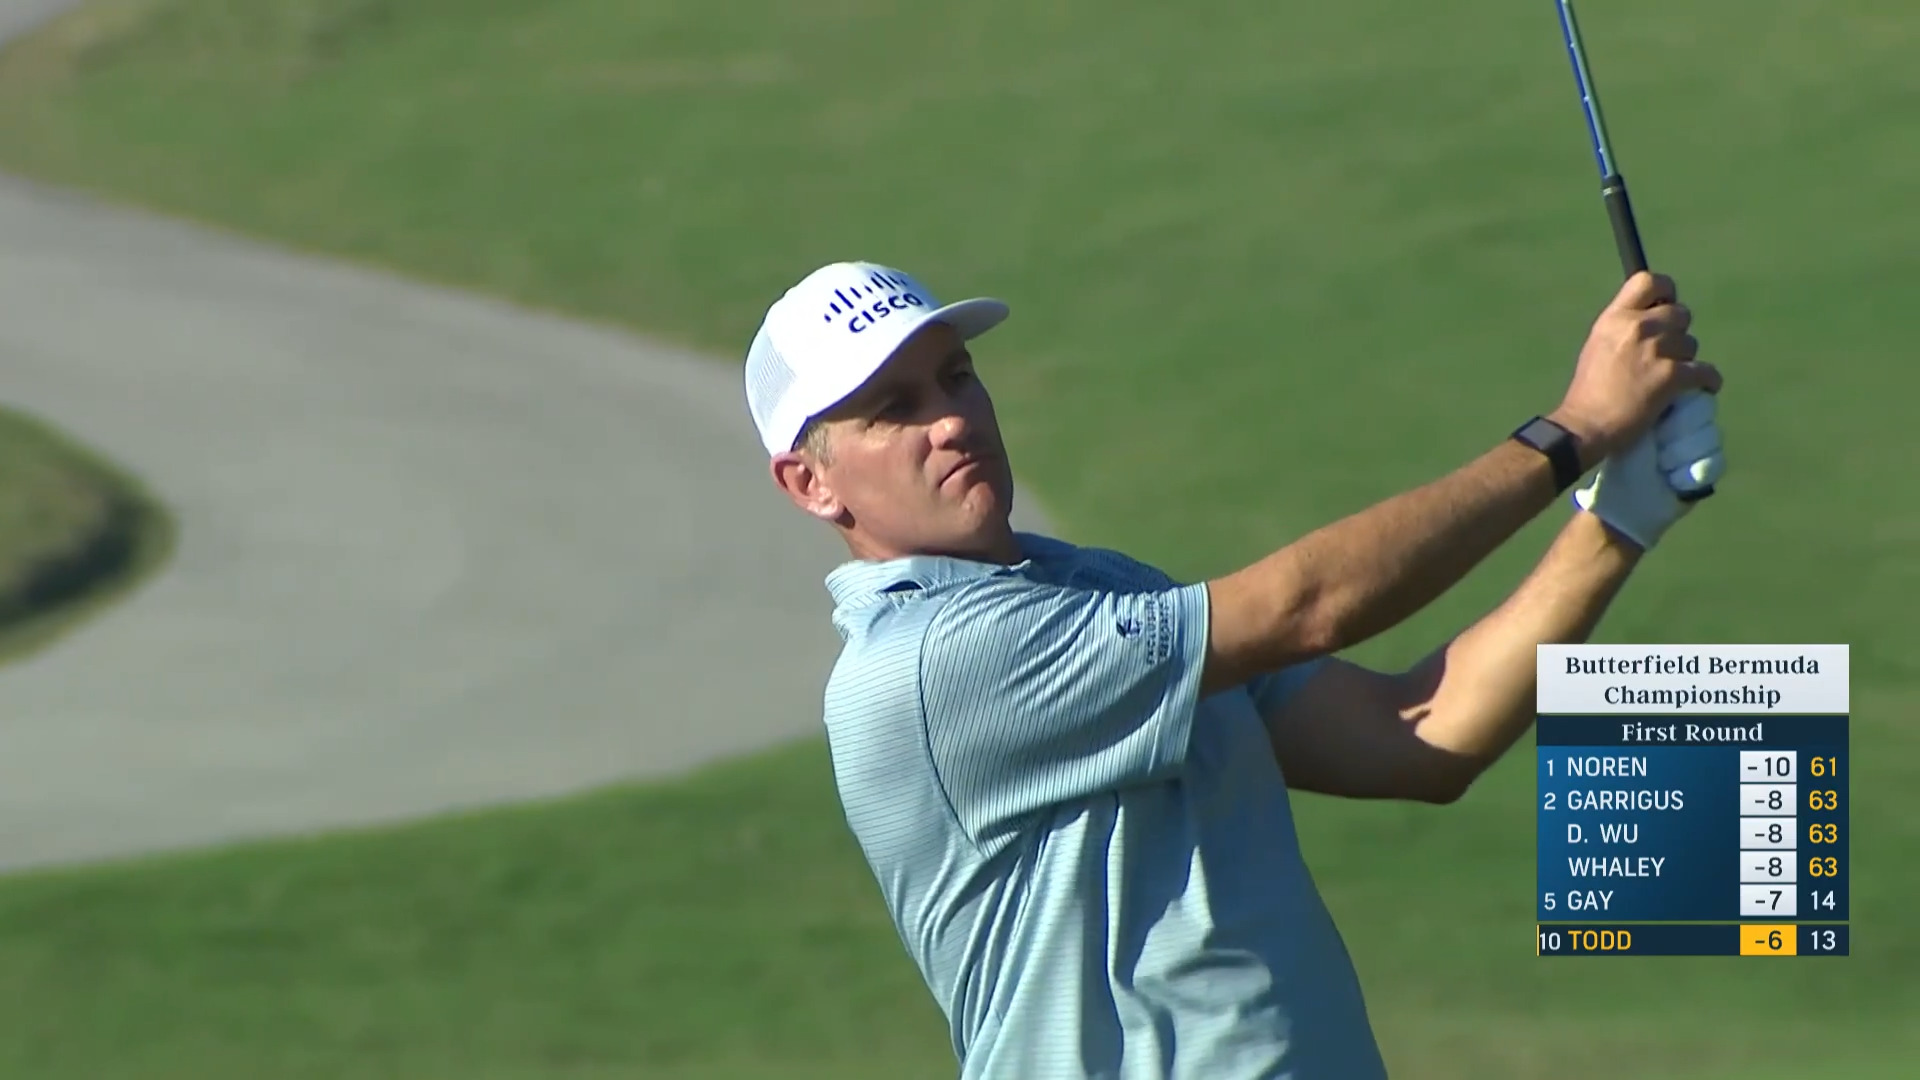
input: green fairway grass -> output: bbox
[0,0,1910,1076]
[0,404,173,660]
[0,742,958,1080]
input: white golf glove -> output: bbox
[1572,392,1726,552]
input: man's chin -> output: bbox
[939,486,1011,550]
[958,473,1013,518]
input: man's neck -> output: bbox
[846,529,1022,567]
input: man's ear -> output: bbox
[771,451,844,522]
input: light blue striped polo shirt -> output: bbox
[821,532,1388,1079]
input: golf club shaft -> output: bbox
[1557,0,1713,501]
[1559,0,1650,277]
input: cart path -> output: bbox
[0,151,1050,874]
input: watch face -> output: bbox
[1515,417,1582,491]
[1518,418,1561,447]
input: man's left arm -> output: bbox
[1259,390,1726,803]
[1260,509,1637,804]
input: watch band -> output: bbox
[1511,416,1585,494]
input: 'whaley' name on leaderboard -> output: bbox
[1567,856,1665,877]
[1537,644,1849,715]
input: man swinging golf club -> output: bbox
[744,260,1725,1078]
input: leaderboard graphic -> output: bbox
[1536,644,1850,957]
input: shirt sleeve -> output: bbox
[918,574,1211,847]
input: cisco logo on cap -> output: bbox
[821,268,929,334]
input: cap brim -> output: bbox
[920,296,1010,341]
[777,296,1011,453]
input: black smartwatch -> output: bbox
[1511,416,1585,494]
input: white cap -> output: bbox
[744,261,1010,456]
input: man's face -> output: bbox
[774,321,1018,563]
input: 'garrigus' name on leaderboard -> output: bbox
[1536,645,1850,716]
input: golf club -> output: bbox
[1555,0,1715,502]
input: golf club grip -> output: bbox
[1600,173,1647,276]
[1602,173,1715,502]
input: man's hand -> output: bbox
[1549,271,1724,465]
[1198,270,1722,698]
[1573,391,1727,551]
[1249,272,1729,800]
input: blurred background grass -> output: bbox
[0,404,172,659]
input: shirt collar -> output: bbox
[824,531,1074,609]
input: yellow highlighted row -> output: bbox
[1740,925,1797,956]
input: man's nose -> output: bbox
[929,409,976,448]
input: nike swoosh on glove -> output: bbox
[1572,393,1727,552]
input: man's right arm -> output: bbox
[1200,426,1588,697]
[1201,269,1716,698]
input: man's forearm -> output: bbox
[1402,509,1639,770]
[1298,439,1565,653]
[1210,432,1573,686]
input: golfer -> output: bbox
[742,261,1725,1079]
